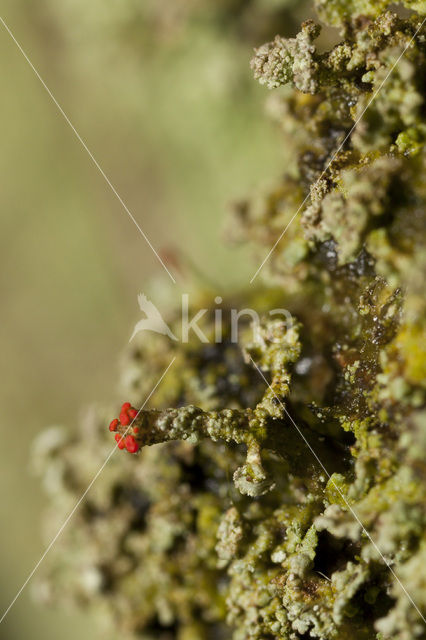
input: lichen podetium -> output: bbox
[34,1,426,638]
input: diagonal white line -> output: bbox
[250,17,426,284]
[0,356,176,625]
[0,15,176,284]
[248,355,426,625]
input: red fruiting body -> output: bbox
[109,418,119,432]
[114,433,125,450]
[119,412,130,426]
[124,435,139,454]
[109,404,140,451]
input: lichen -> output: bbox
[34,1,426,639]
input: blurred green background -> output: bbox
[0,1,311,638]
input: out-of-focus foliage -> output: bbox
[34,1,426,639]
